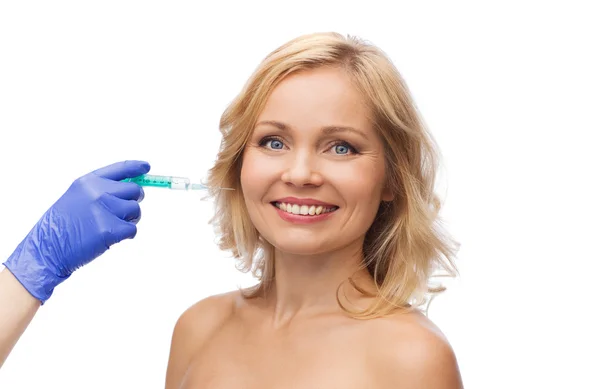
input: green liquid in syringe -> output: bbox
[123,175,172,188]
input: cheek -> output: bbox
[239,154,256,198]
[240,150,276,200]
[330,160,387,201]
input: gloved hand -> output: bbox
[2,160,151,304]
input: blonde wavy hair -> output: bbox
[206,32,459,319]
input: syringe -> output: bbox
[122,174,233,191]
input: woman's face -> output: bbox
[241,66,392,256]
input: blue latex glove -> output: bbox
[2,160,150,304]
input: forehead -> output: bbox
[257,67,372,132]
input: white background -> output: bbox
[1,1,599,388]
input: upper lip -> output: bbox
[272,197,338,207]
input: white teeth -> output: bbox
[291,204,300,214]
[274,202,336,216]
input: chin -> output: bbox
[267,235,332,256]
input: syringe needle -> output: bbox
[189,183,234,191]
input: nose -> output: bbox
[280,151,324,187]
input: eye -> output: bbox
[259,136,286,150]
[330,141,358,155]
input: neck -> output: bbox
[263,239,376,325]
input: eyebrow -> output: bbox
[256,120,368,140]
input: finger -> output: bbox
[104,218,138,246]
[92,160,151,181]
[137,186,145,203]
[98,193,141,223]
[105,180,145,201]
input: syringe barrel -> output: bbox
[169,176,190,190]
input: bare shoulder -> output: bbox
[173,290,239,335]
[366,309,463,389]
[164,290,241,389]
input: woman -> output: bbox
[165,32,462,388]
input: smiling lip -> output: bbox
[272,197,337,207]
[272,203,337,224]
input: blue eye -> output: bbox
[259,136,285,150]
[268,139,284,149]
[334,144,349,154]
[332,142,358,155]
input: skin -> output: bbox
[0,267,41,368]
[165,67,463,388]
